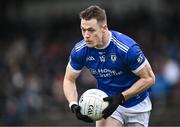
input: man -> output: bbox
[63,5,155,127]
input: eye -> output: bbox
[81,28,86,32]
[88,28,95,33]
[81,27,95,33]
[89,29,95,32]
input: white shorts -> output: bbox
[111,96,152,127]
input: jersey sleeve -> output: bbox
[69,47,84,73]
[126,44,147,73]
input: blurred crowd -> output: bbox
[0,0,180,126]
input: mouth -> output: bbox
[86,42,94,47]
[87,43,94,47]
[85,40,92,44]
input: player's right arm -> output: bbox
[63,62,80,107]
[63,63,93,123]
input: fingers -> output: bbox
[81,115,94,123]
[72,104,93,123]
[76,112,94,123]
[75,105,81,111]
[102,106,110,114]
[103,96,111,101]
[102,106,111,118]
[103,111,113,119]
[102,104,116,119]
[71,104,80,113]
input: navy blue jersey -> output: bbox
[69,30,148,107]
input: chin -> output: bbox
[87,44,95,48]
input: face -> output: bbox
[81,19,107,48]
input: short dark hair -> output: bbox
[79,5,107,24]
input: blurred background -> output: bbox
[0,0,179,126]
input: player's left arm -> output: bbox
[102,62,155,119]
[122,60,155,100]
[102,44,155,119]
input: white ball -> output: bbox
[79,89,109,121]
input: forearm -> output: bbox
[63,79,78,104]
[122,61,156,100]
[122,77,154,100]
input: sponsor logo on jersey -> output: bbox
[86,56,95,61]
[90,69,97,75]
[137,54,144,63]
[89,68,123,78]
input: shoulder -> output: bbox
[74,40,87,52]
[111,30,137,52]
[71,40,87,56]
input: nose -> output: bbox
[84,31,90,39]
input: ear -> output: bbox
[101,24,108,33]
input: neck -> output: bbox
[103,30,110,45]
[95,30,110,49]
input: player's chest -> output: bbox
[84,51,124,70]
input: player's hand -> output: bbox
[71,104,94,123]
[102,93,125,119]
